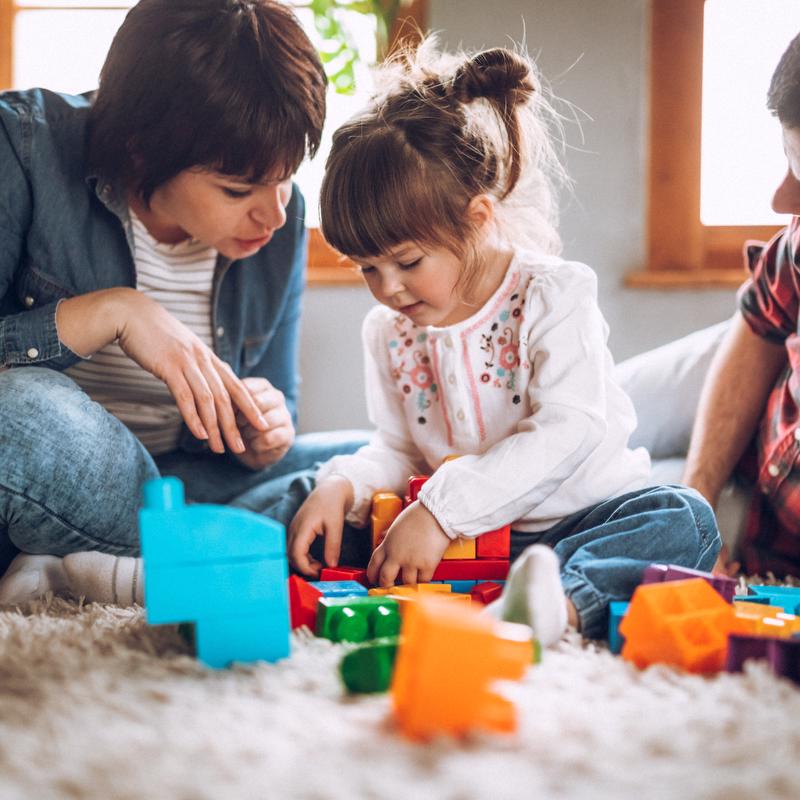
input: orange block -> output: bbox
[734,601,800,638]
[391,596,534,739]
[620,578,748,674]
[370,492,403,550]
[442,536,477,560]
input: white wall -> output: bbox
[298,0,739,433]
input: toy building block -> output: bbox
[733,594,771,605]
[620,578,747,674]
[442,536,477,560]
[471,581,504,606]
[308,580,368,598]
[436,579,478,593]
[369,583,452,597]
[476,525,511,559]
[432,558,510,582]
[340,637,399,694]
[320,566,369,586]
[371,492,403,550]
[726,633,800,685]
[641,563,737,603]
[139,477,289,668]
[733,601,800,638]
[745,585,800,614]
[288,575,323,630]
[316,596,401,643]
[608,601,629,655]
[391,596,534,739]
[407,475,429,503]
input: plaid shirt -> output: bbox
[738,217,800,576]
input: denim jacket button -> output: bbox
[23,295,34,307]
[216,326,225,337]
[26,347,39,359]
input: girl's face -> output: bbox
[356,242,475,328]
[135,168,293,259]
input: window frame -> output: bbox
[0,0,428,286]
[626,0,782,289]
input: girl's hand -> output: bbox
[288,476,354,577]
[367,501,451,587]
[233,377,295,470]
[112,290,268,454]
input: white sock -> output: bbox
[0,554,70,605]
[484,544,568,647]
[63,551,143,606]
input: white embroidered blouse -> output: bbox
[317,251,652,538]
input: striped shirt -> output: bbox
[66,211,217,455]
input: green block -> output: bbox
[316,596,401,643]
[340,637,399,693]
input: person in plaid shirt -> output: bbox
[684,33,800,577]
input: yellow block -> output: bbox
[442,537,477,560]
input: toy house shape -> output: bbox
[139,477,290,668]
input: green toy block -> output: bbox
[340,637,399,693]
[316,596,401,643]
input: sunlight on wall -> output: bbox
[701,0,799,225]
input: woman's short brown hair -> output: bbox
[88,0,327,201]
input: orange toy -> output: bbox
[620,578,748,673]
[391,596,534,739]
[370,492,403,550]
[734,601,800,638]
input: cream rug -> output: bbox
[1,595,799,800]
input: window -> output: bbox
[628,0,795,288]
[0,0,427,284]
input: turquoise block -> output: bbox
[608,601,629,655]
[309,580,369,597]
[195,610,290,668]
[445,580,477,593]
[748,585,800,614]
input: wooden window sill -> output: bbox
[625,268,748,289]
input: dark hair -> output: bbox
[768,31,800,128]
[88,0,327,202]
[320,41,562,298]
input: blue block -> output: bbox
[446,580,478,593]
[309,580,369,597]
[139,477,290,668]
[733,594,771,605]
[747,585,800,614]
[145,558,288,623]
[608,601,629,655]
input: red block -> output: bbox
[471,581,504,605]
[476,524,511,559]
[288,575,323,630]
[432,559,510,581]
[320,566,369,587]
[407,475,429,503]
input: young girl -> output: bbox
[288,42,721,644]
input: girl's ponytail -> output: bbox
[451,48,535,199]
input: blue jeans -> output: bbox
[253,475,721,640]
[0,367,368,573]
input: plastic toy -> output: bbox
[316,596,402,643]
[733,601,800,637]
[391,596,535,739]
[140,477,289,668]
[432,558,510,581]
[620,578,746,673]
[288,575,323,630]
[339,637,399,693]
[319,566,369,586]
[442,537,477,560]
[726,633,800,685]
[608,600,629,655]
[371,492,403,549]
[641,563,737,603]
[470,581,504,605]
[745,585,800,614]
[476,524,511,559]
[308,580,368,598]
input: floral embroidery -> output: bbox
[477,290,526,397]
[387,314,438,425]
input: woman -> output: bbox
[0,0,364,604]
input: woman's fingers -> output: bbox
[218,361,269,432]
[180,362,229,453]
[164,372,209,443]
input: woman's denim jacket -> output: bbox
[0,88,307,432]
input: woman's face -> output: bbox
[142,168,293,259]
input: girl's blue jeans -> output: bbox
[0,367,367,572]
[1,368,722,640]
